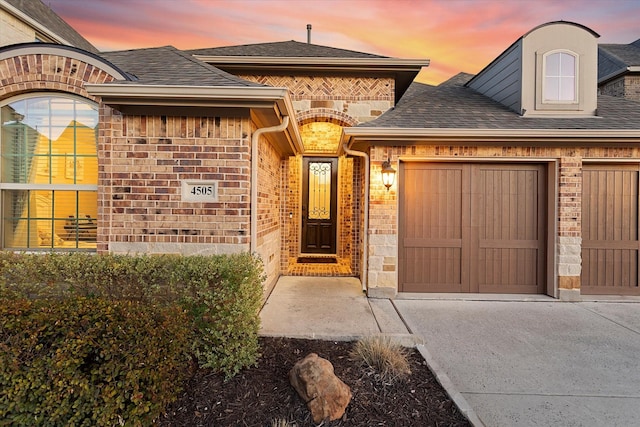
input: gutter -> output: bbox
[344,127,640,144]
[342,142,370,293]
[250,115,290,253]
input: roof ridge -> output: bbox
[174,48,264,87]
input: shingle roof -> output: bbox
[187,40,388,58]
[100,46,264,87]
[361,73,640,130]
[5,0,97,53]
[598,40,640,80]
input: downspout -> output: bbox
[250,115,290,253]
[342,143,369,292]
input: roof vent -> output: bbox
[307,24,312,44]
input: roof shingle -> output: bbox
[5,0,97,53]
[187,40,388,59]
[361,73,640,131]
[100,46,264,87]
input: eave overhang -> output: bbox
[85,84,303,156]
[342,127,640,151]
[192,55,428,72]
[598,66,640,85]
[193,56,429,104]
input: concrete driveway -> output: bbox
[394,300,640,427]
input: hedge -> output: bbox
[0,297,192,426]
[0,252,265,425]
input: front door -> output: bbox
[302,157,337,254]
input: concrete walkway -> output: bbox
[260,276,640,427]
[260,276,412,342]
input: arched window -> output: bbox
[1,95,98,250]
[543,51,577,103]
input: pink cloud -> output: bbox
[48,0,640,85]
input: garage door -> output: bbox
[399,163,546,293]
[581,164,640,295]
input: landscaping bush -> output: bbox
[349,335,411,384]
[0,251,265,377]
[0,297,192,426]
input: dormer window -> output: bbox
[536,49,585,114]
[543,51,578,103]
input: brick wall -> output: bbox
[0,53,115,102]
[256,131,284,291]
[599,75,640,102]
[239,74,394,123]
[99,112,252,255]
[365,143,640,296]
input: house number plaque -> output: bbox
[182,180,218,202]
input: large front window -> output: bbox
[1,95,98,250]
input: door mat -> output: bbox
[297,257,337,264]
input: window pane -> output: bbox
[559,53,575,78]
[544,78,559,101]
[1,96,98,250]
[546,53,560,76]
[308,162,332,220]
[560,77,575,101]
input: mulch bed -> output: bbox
[159,337,471,426]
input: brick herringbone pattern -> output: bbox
[238,75,394,100]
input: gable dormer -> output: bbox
[467,21,599,117]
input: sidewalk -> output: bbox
[259,276,413,343]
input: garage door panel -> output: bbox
[582,164,640,295]
[400,163,546,294]
[402,247,463,292]
[400,164,467,292]
[477,248,540,293]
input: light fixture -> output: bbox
[381,158,396,191]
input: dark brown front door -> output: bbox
[399,162,547,293]
[581,164,640,295]
[302,157,337,254]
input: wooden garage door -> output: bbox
[581,164,640,295]
[399,163,546,293]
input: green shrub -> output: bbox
[0,251,264,377]
[0,297,192,426]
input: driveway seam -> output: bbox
[574,302,640,336]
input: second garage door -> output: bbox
[581,164,640,295]
[399,163,547,294]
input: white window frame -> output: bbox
[536,49,581,111]
[0,93,99,251]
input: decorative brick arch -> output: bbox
[297,108,359,128]
[0,45,128,102]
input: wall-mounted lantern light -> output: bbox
[381,158,396,191]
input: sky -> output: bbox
[47,0,640,85]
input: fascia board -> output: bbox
[86,84,304,153]
[85,84,290,100]
[193,55,429,71]
[344,127,640,144]
[0,0,72,46]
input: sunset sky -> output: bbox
[48,0,640,85]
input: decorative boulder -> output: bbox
[289,353,352,423]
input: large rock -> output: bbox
[289,353,352,423]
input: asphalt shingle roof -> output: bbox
[598,40,640,80]
[5,0,98,53]
[361,73,640,130]
[187,40,388,58]
[100,46,264,87]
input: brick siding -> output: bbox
[99,112,252,254]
